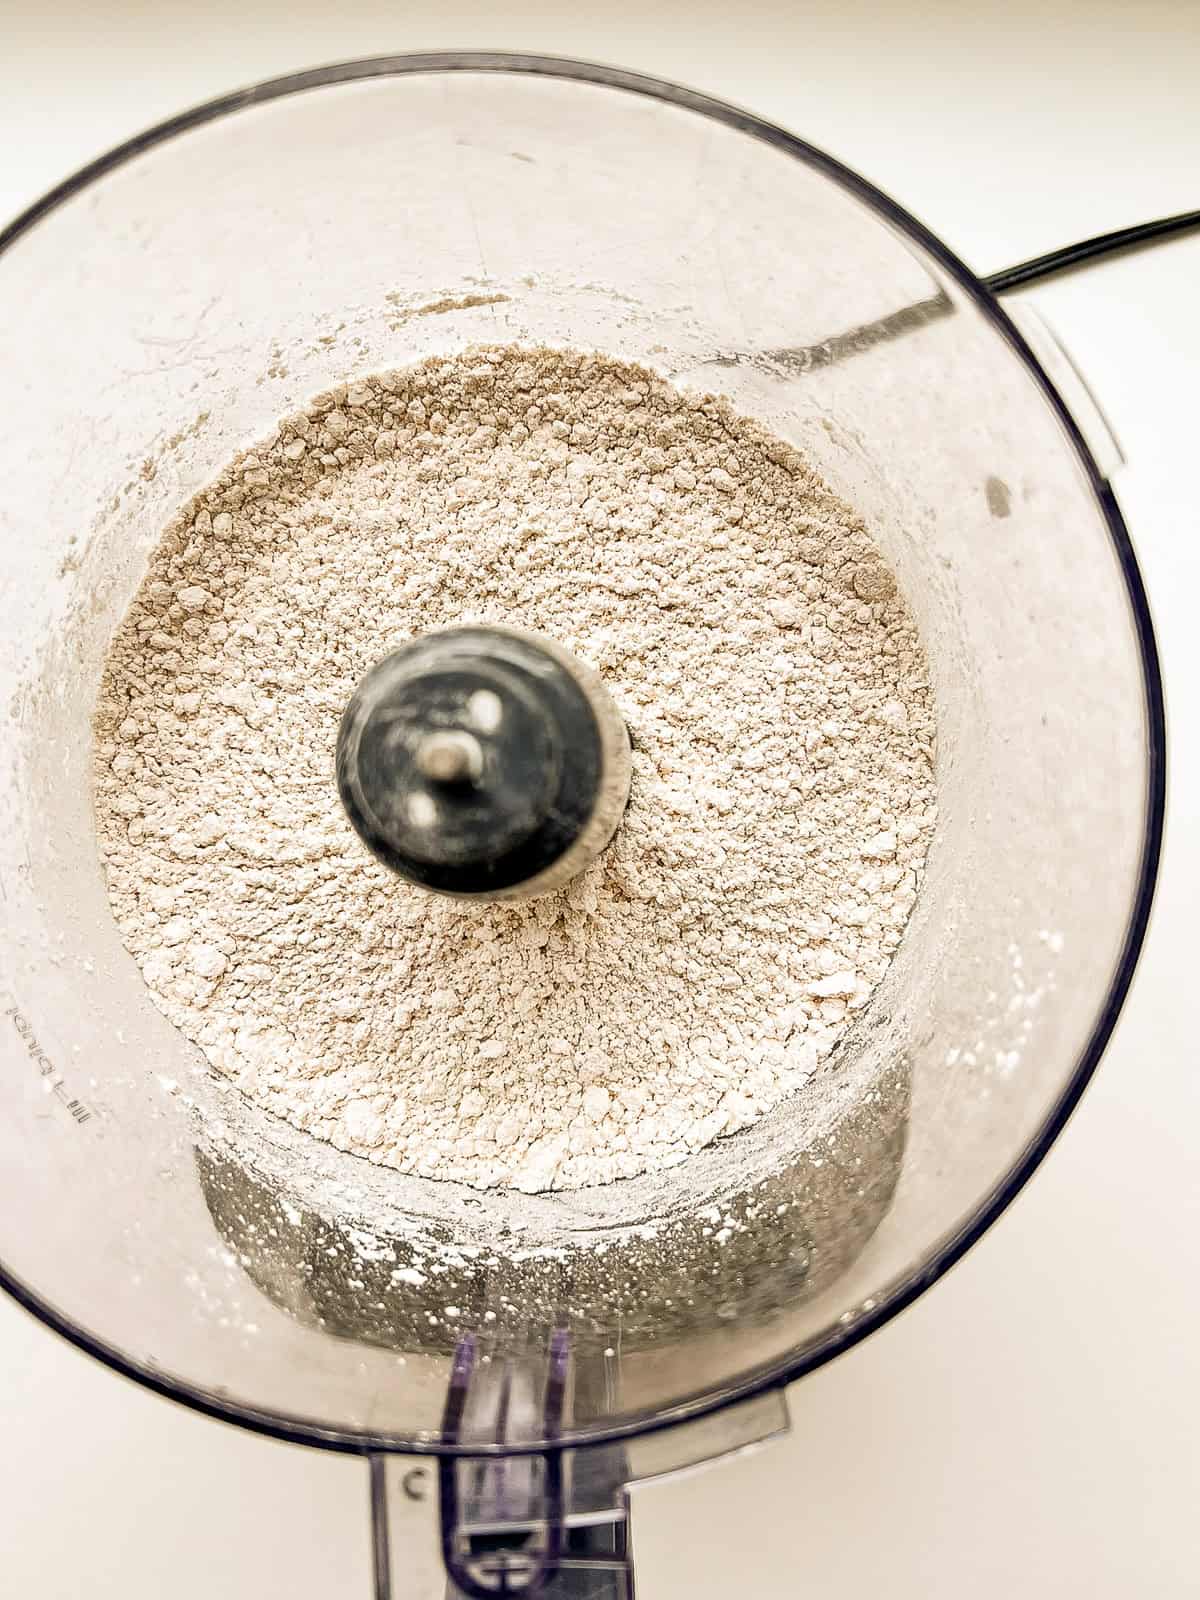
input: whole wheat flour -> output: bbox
[93,345,936,1193]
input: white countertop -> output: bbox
[2,3,1197,1595]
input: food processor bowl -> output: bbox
[0,53,1162,1598]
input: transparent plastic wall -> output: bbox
[0,63,1155,1449]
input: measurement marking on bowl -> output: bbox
[5,1004,95,1127]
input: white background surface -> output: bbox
[2,3,1198,1595]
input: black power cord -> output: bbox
[710,206,1200,378]
[985,208,1200,295]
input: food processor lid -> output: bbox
[0,51,1164,1459]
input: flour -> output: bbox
[92,345,936,1193]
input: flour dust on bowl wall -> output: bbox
[0,55,1159,1598]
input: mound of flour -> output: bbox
[93,345,935,1192]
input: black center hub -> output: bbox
[336,627,606,896]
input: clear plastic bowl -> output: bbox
[0,50,1162,1596]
